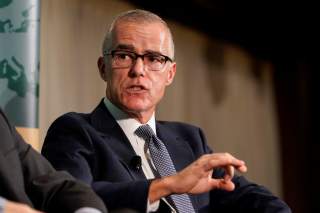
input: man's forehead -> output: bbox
[113,21,167,37]
[110,20,174,58]
[111,22,171,54]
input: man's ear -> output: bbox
[97,57,107,81]
[165,62,176,86]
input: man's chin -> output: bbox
[125,105,148,113]
[122,102,152,114]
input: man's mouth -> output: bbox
[126,85,147,93]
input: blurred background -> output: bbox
[1,0,318,212]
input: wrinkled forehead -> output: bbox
[111,20,174,57]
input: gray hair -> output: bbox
[102,9,175,59]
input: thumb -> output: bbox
[212,179,235,191]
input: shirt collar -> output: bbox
[103,97,157,135]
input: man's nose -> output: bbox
[130,57,146,77]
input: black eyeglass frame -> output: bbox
[103,49,173,64]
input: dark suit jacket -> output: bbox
[42,100,291,213]
[0,109,107,213]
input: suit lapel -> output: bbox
[0,136,32,205]
[89,101,195,178]
[90,101,145,179]
[0,152,18,197]
[156,122,196,172]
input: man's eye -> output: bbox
[146,55,165,63]
[116,53,131,60]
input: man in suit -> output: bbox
[0,108,107,213]
[42,9,291,212]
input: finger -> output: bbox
[210,179,235,191]
[207,153,246,170]
[27,207,45,213]
[236,164,247,173]
[224,165,234,180]
[219,179,235,191]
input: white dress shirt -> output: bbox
[104,98,176,213]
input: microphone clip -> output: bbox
[130,155,142,171]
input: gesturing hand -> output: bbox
[149,153,247,202]
[170,153,247,194]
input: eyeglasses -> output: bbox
[104,50,173,71]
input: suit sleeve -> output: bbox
[196,128,291,212]
[42,114,150,212]
[0,110,107,213]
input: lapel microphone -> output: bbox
[130,155,142,171]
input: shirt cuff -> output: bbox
[74,207,102,213]
[0,197,7,212]
[147,199,160,212]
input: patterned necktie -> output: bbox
[135,124,195,213]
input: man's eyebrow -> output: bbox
[144,50,163,56]
[144,50,165,56]
[114,45,165,56]
[114,44,135,50]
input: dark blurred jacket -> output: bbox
[0,108,107,213]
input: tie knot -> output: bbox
[135,124,155,140]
